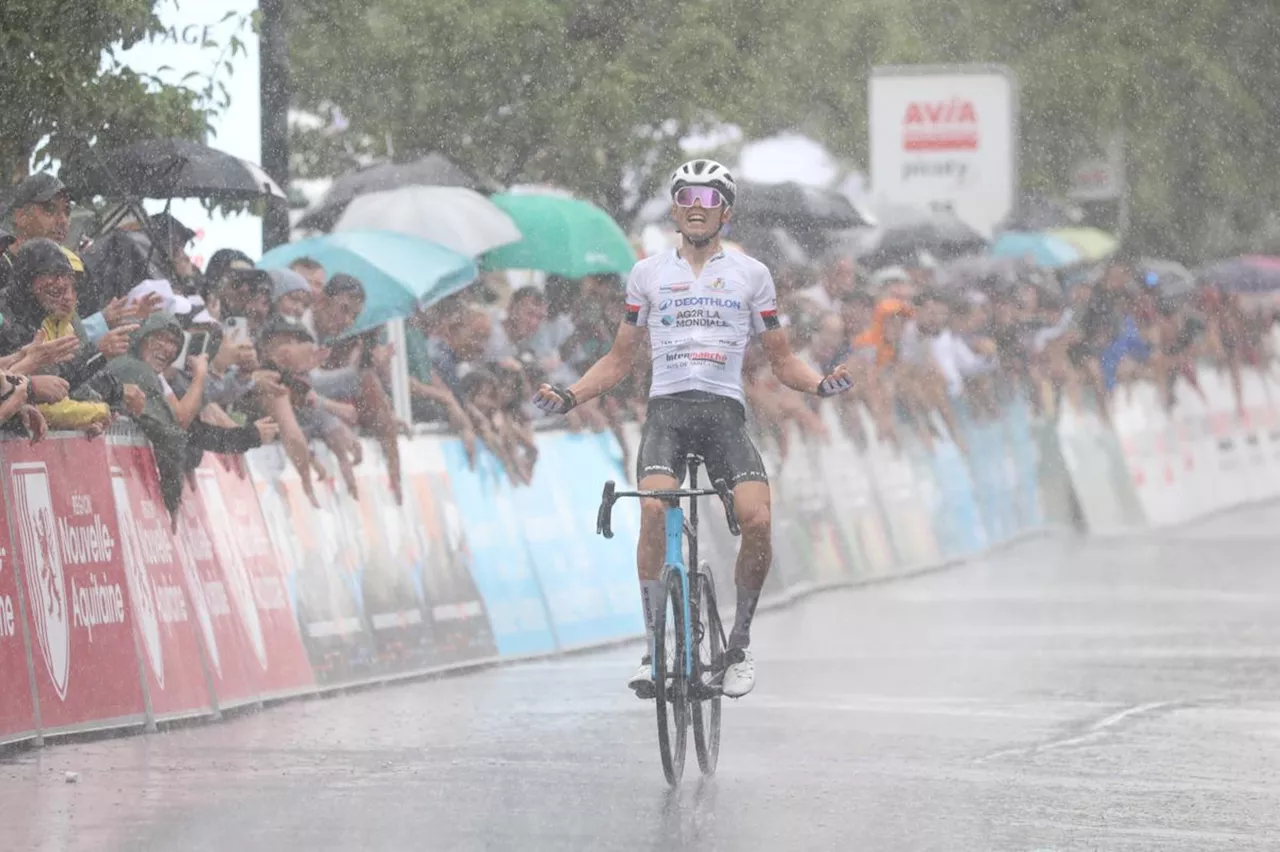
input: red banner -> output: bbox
[3,437,147,732]
[0,506,36,743]
[195,460,314,696]
[174,487,262,708]
[107,444,214,721]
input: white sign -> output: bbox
[1069,134,1126,202]
[869,65,1018,238]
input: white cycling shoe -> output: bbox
[628,657,655,699]
[721,648,755,698]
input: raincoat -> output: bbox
[106,312,262,515]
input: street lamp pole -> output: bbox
[259,0,290,251]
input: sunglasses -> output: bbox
[674,186,725,209]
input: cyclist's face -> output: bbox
[672,188,729,241]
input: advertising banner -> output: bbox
[175,487,262,708]
[0,504,36,744]
[198,462,314,696]
[350,440,438,673]
[515,432,644,649]
[869,65,1018,237]
[441,442,556,657]
[3,438,147,733]
[108,444,213,721]
[402,439,497,665]
[246,453,368,684]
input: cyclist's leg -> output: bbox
[634,398,686,663]
[698,397,770,653]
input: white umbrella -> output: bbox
[333,186,522,257]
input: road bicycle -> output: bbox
[596,453,741,786]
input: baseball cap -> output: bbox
[129,278,194,317]
[2,173,69,217]
[257,313,316,345]
[12,238,75,283]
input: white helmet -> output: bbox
[670,159,737,206]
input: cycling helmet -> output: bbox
[670,159,737,207]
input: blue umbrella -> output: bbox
[990,231,1081,268]
[257,230,477,337]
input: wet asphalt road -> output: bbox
[7,506,1280,852]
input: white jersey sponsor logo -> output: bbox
[625,249,779,406]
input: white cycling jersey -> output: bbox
[624,248,780,406]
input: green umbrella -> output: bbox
[483,192,637,278]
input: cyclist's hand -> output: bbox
[532,383,577,414]
[817,365,854,397]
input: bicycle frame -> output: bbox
[596,455,740,680]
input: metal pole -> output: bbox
[259,0,291,251]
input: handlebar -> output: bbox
[596,479,741,539]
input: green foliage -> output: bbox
[0,0,247,190]
[289,0,1280,260]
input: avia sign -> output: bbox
[869,65,1018,238]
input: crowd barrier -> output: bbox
[3,365,1278,746]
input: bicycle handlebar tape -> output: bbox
[597,480,616,538]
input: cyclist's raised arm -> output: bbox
[562,320,645,405]
[534,268,648,413]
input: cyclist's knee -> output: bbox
[737,501,771,539]
[639,497,668,532]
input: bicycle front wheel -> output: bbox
[691,566,723,775]
[653,566,688,786]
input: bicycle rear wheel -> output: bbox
[653,566,688,786]
[691,565,723,775]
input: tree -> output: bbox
[289,0,1280,260]
[0,0,239,188]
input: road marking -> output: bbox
[976,700,1178,763]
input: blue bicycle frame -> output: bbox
[661,505,694,679]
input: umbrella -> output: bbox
[298,153,485,231]
[257,231,477,338]
[333,186,522,258]
[1046,227,1118,261]
[1197,256,1280,294]
[61,138,284,202]
[1139,258,1195,297]
[733,181,872,230]
[856,205,989,269]
[991,231,1081,268]
[483,193,636,278]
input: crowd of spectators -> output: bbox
[0,169,1272,516]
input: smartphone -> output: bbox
[171,331,211,369]
[223,316,250,344]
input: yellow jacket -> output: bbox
[36,315,109,429]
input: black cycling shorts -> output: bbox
[636,391,769,486]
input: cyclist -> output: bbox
[534,159,853,698]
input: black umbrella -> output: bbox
[62,138,284,202]
[856,206,988,269]
[298,153,488,231]
[733,181,873,230]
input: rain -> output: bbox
[2,0,1280,849]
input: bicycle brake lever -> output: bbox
[712,479,741,537]
[597,480,616,539]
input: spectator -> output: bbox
[405,304,478,461]
[304,272,405,503]
[0,174,71,290]
[105,311,277,518]
[798,255,858,312]
[0,239,145,434]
